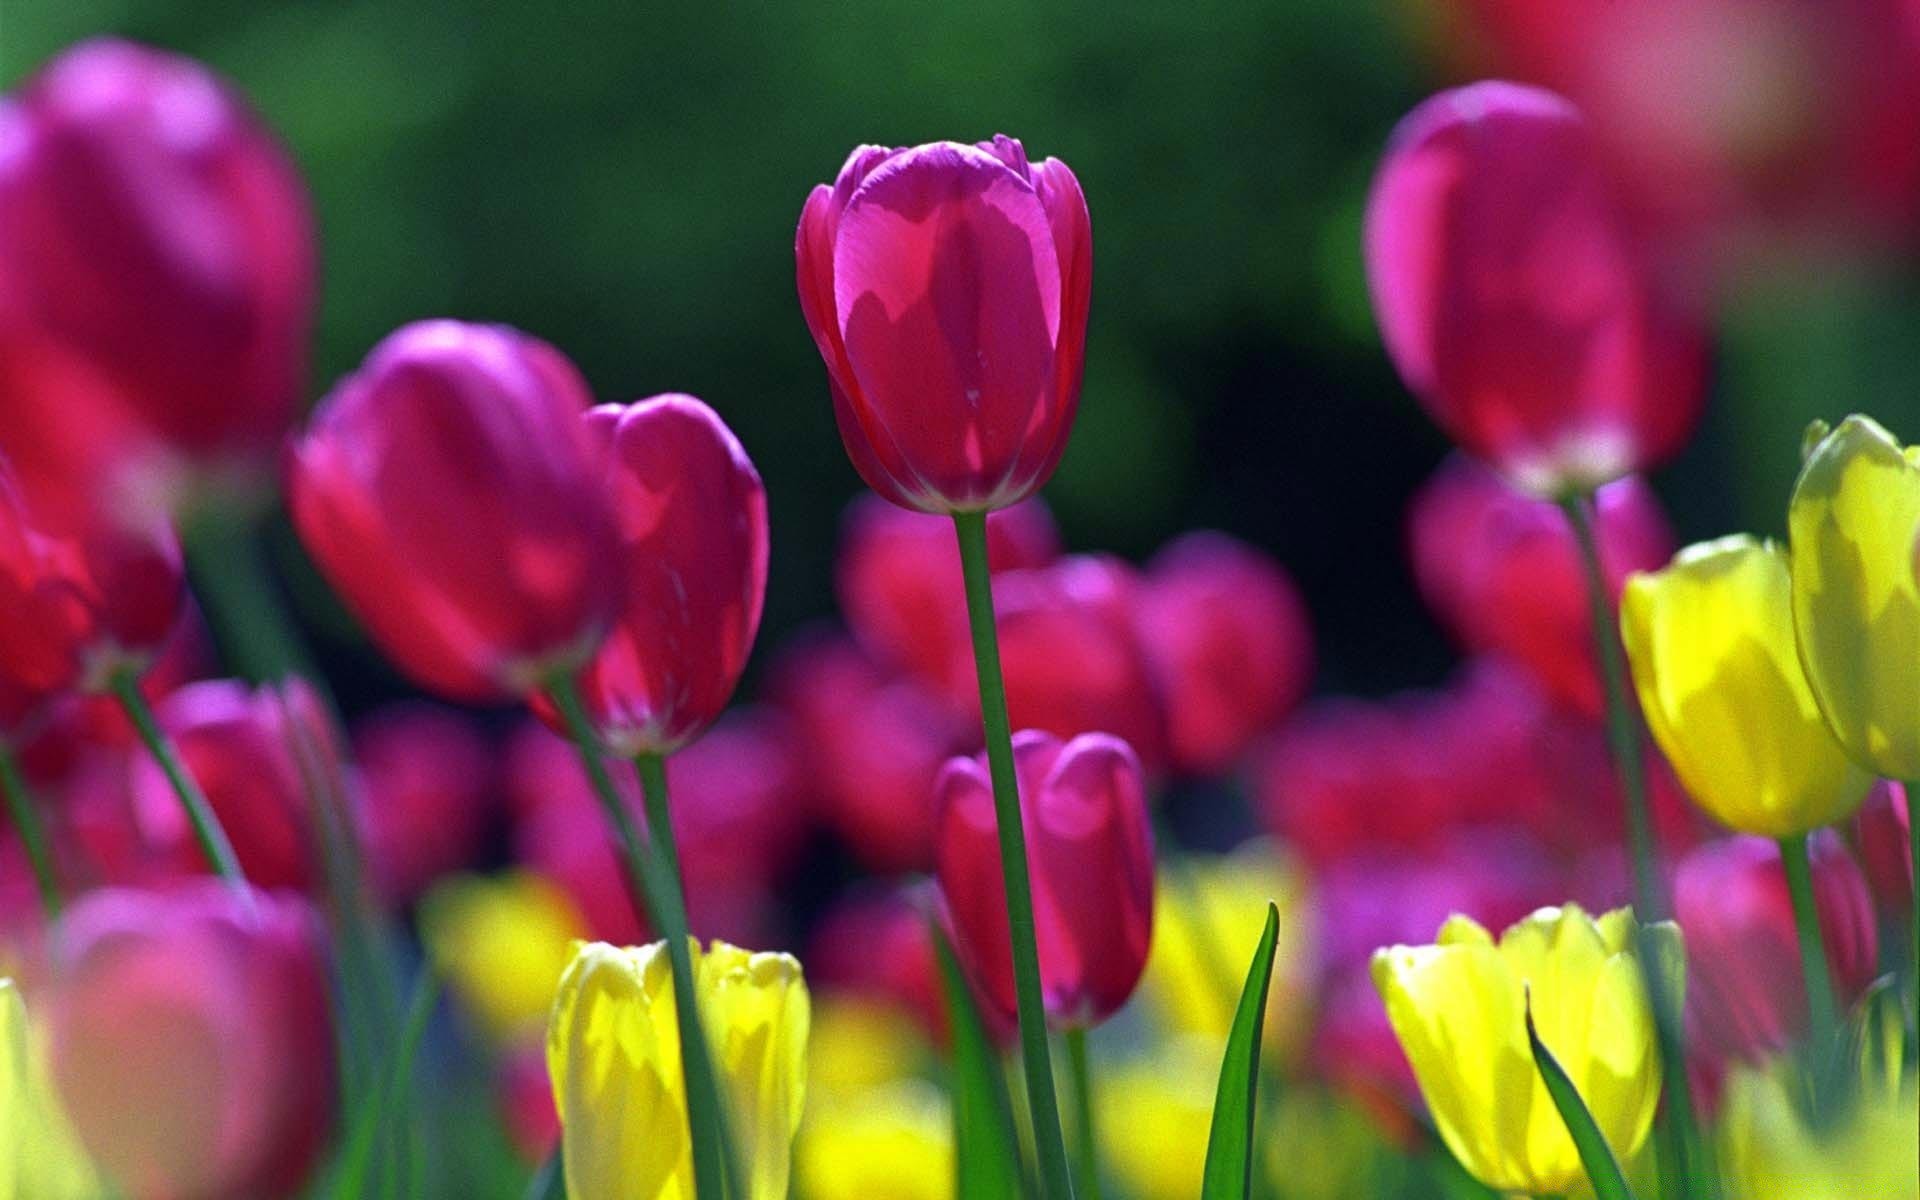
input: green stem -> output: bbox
[1778,835,1840,1056]
[1559,492,1714,1200]
[547,678,733,1200]
[110,667,250,900]
[0,744,60,919]
[1064,1028,1101,1200]
[952,509,1075,1200]
[182,505,316,684]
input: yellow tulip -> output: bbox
[1621,535,1871,836]
[797,1079,952,1200]
[0,980,100,1199]
[1718,1062,1918,1199]
[420,870,588,1043]
[1371,905,1669,1197]
[547,939,809,1200]
[1788,413,1920,779]
[807,996,932,1097]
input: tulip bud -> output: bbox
[546,939,809,1199]
[935,730,1154,1028]
[1133,532,1314,775]
[1855,780,1913,921]
[0,39,315,469]
[1621,535,1872,836]
[797,136,1091,513]
[1365,82,1704,495]
[47,882,335,1199]
[1674,833,1878,1063]
[1371,904,1672,1196]
[1788,413,1920,778]
[289,320,619,701]
[1409,455,1672,714]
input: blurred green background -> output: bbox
[8,0,1920,706]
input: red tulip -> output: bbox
[1133,532,1314,775]
[47,881,335,1199]
[1408,455,1673,713]
[351,703,494,906]
[0,467,91,731]
[1365,82,1705,495]
[1674,832,1879,1062]
[533,395,767,755]
[836,494,1059,683]
[0,39,315,469]
[796,136,1091,513]
[128,680,325,892]
[497,1042,560,1162]
[289,320,619,702]
[935,730,1154,1028]
[961,555,1168,772]
[1855,780,1913,922]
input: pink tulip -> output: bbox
[1133,532,1314,775]
[289,320,619,702]
[935,730,1154,1029]
[1365,81,1705,495]
[351,703,494,906]
[1855,780,1913,923]
[797,136,1091,513]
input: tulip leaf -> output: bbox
[1199,901,1279,1199]
[1525,988,1636,1200]
[331,966,441,1200]
[931,921,1026,1200]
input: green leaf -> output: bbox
[930,921,1026,1199]
[331,967,441,1200]
[1199,901,1279,1199]
[1525,987,1636,1200]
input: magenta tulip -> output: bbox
[1365,82,1705,495]
[288,320,619,702]
[935,730,1154,1028]
[47,881,335,1199]
[1855,780,1913,923]
[351,702,495,906]
[0,39,315,467]
[1133,531,1314,775]
[796,135,1091,513]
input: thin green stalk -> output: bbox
[1064,1028,1101,1200]
[1559,492,1713,1200]
[547,678,733,1200]
[182,505,316,684]
[0,743,60,919]
[1778,835,1840,1057]
[952,509,1075,1200]
[110,667,250,900]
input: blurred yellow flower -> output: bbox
[1371,905,1668,1197]
[1788,413,1920,778]
[797,1078,952,1200]
[1141,842,1314,1066]
[1260,1085,1395,1200]
[1718,1062,1918,1199]
[546,939,809,1200]
[1621,535,1870,836]
[1098,1036,1218,1200]
[1,980,100,1199]
[420,869,588,1043]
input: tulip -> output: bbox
[1855,779,1913,921]
[1409,455,1673,714]
[796,136,1091,513]
[0,39,315,469]
[804,885,970,1050]
[547,939,809,1200]
[1674,833,1878,1063]
[1097,1037,1218,1200]
[1717,1061,1919,1200]
[797,1079,952,1200]
[351,702,494,906]
[836,494,1058,684]
[289,320,618,702]
[421,870,589,1044]
[1371,904,1670,1196]
[1788,414,1920,778]
[545,395,768,756]
[496,1043,560,1162]
[0,468,91,733]
[0,978,101,1197]
[47,882,335,1199]
[1133,532,1314,775]
[1365,82,1704,496]
[1621,535,1872,836]
[935,730,1154,1028]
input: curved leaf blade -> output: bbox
[1525,987,1636,1200]
[1200,901,1280,1199]
[931,921,1026,1199]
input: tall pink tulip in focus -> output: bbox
[1133,532,1314,775]
[1365,82,1705,496]
[48,882,335,1199]
[1408,455,1673,713]
[797,135,1091,512]
[1673,833,1878,1063]
[289,320,619,702]
[538,395,768,756]
[0,39,315,469]
[936,730,1154,1028]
